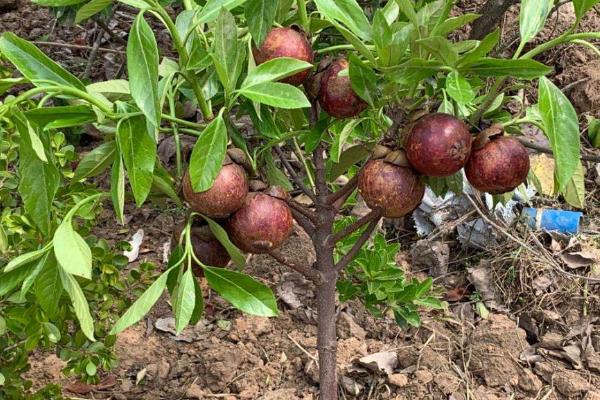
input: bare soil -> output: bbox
[3,1,600,399]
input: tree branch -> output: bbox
[469,0,520,40]
[313,142,329,200]
[327,174,359,209]
[329,209,382,246]
[273,146,316,202]
[269,249,324,285]
[334,215,381,273]
[517,137,600,162]
[289,208,316,237]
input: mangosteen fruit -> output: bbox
[358,158,425,218]
[172,223,230,277]
[227,191,293,254]
[318,58,367,119]
[405,113,472,177]
[254,27,314,86]
[465,135,530,194]
[183,163,249,218]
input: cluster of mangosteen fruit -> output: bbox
[175,26,532,270]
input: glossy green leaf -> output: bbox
[349,54,377,107]
[458,29,500,67]
[446,71,475,105]
[0,77,26,95]
[0,32,85,90]
[189,276,204,325]
[32,0,85,5]
[538,77,581,192]
[16,113,60,236]
[73,141,116,181]
[416,36,457,66]
[0,264,34,297]
[75,0,113,23]
[464,58,552,79]
[314,0,371,40]
[519,0,552,44]
[172,269,196,333]
[24,105,96,130]
[245,0,278,46]
[432,13,480,36]
[110,269,170,335]
[34,255,61,317]
[111,155,126,224]
[176,10,210,70]
[212,8,240,94]
[87,79,130,95]
[204,267,278,317]
[117,115,156,207]
[54,216,93,280]
[59,268,95,341]
[200,215,246,269]
[242,58,313,88]
[117,0,149,8]
[238,82,311,109]
[372,10,393,66]
[3,247,49,273]
[564,161,585,208]
[20,252,49,297]
[197,0,248,24]
[573,0,600,20]
[188,110,227,192]
[331,119,363,163]
[128,13,160,126]
[328,144,370,180]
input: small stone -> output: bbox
[540,332,564,350]
[585,391,600,400]
[157,359,170,380]
[340,376,362,396]
[388,373,409,387]
[553,370,591,396]
[518,368,543,393]
[337,312,366,340]
[587,353,600,373]
[415,370,433,384]
[185,383,206,399]
[434,372,461,394]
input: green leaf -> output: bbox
[372,10,393,66]
[432,13,480,36]
[212,8,240,94]
[75,0,113,23]
[0,317,5,336]
[538,77,581,192]
[59,268,95,341]
[588,116,600,148]
[458,29,500,67]
[204,267,278,317]
[414,297,446,309]
[313,0,371,40]
[87,79,130,95]
[110,269,169,335]
[20,252,49,297]
[196,0,249,24]
[16,113,60,236]
[416,36,458,66]
[573,0,600,20]
[32,0,85,5]
[111,155,126,224]
[117,0,149,8]
[564,161,586,208]
[117,115,156,207]
[349,54,376,107]
[85,362,97,376]
[152,174,183,207]
[127,13,160,126]
[264,150,293,192]
[331,119,363,163]
[24,105,96,130]
[242,58,313,88]
[446,71,475,105]
[3,247,49,273]
[464,58,552,79]
[34,255,61,317]
[0,77,26,95]
[0,264,34,297]
[327,145,370,180]
[199,215,246,270]
[54,216,93,280]
[73,141,116,181]
[172,268,196,333]
[189,276,204,325]
[396,0,419,26]
[519,0,552,44]
[238,82,311,109]
[188,110,227,192]
[245,0,277,46]
[0,32,85,90]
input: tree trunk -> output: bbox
[469,0,520,40]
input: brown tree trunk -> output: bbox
[469,0,520,40]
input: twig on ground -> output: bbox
[287,333,318,361]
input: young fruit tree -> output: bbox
[1,0,599,398]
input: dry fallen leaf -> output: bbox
[530,154,555,196]
[559,251,598,269]
[358,351,398,375]
[443,287,468,302]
